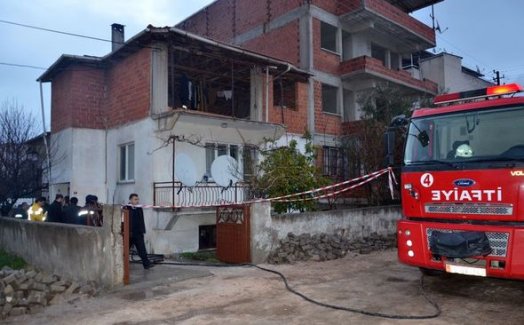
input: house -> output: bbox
[177,0,442,178]
[38,25,310,253]
[413,51,493,93]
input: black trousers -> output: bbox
[130,233,151,268]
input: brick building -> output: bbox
[38,25,309,253]
[177,0,441,177]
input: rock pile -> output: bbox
[0,267,96,320]
[267,230,397,264]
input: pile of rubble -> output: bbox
[267,230,397,264]
[0,267,96,320]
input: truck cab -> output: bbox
[397,84,524,279]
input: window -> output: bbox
[321,22,337,52]
[371,43,387,67]
[205,143,241,179]
[404,106,524,165]
[119,143,135,181]
[322,84,338,114]
[242,145,257,181]
[323,146,339,177]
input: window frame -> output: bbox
[119,142,135,182]
[320,22,338,53]
[322,83,339,114]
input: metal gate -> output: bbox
[216,204,251,264]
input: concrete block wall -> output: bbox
[250,202,401,263]
[0,205,124,288]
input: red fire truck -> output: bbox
[395,83,524,279]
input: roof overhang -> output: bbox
[385,0,443,13]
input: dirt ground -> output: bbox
[7,249,524,324]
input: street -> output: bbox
[6,249,524,324]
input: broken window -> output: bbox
[119,143,135,182]
[322,84,338,114]
[321,22,338,52]
[168,50,251,119]
[273,78,297,110]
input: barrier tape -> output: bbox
[123,167,395,209]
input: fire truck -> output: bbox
[394,83,524,279]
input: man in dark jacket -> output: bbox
[63,197,81,224]
[126,193,153,269]
[47,194,64,223]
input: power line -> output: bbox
[0,62,46,70]
[0,19,117,44]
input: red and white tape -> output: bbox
[123,167,395,209]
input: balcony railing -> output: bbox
[153,181,253,208]
[339,56,438,94]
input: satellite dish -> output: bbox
[175,153,198,187]
[211,155,239,188]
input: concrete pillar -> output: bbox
[249,201,273,264]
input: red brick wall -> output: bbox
[243,21,300,65]
[105,48,152,127]
[312,18,340,74]
[178,0,304,42]
[179,0,234,42]
[51,67,105,133]
[268,80,309,134]
[51,70,73,133]
[314,81,341,136]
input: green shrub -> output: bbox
[0,249,26,269]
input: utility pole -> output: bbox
[492,70,504,85]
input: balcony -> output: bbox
[339,0,435,52]
[339,56,437,94]
[153,181,253,208]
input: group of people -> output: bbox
[6,192,153,270]
[13,194,104,226]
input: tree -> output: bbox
[254,132,329,213]
[341,82,422,205]
[0,100,45,215]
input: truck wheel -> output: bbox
[419,267,444,276]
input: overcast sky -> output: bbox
[1,0,523,131]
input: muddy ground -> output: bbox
[6,249,524,324]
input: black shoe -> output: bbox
[144,263,155,269]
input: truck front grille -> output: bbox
[424,203,513,215]
[426,228,509,257]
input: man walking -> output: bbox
[126,193,153,269]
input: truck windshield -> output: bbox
[404,105,524,165]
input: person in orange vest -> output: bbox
[27,197,47,222]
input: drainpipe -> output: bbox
[39,82,51,196]
[265,67,269,122]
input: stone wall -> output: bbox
[0,205,124,288]
[250,203,401,264]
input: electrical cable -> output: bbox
[0,19,118,45]
[0,62,46,70]
[130,258,441,320]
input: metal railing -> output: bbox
[153,181,253,208]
